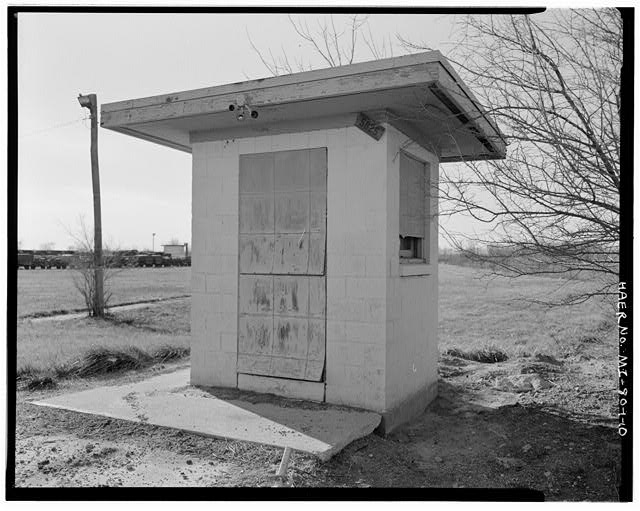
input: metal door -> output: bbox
[238,148,327,381]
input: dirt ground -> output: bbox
[13,351,621,499]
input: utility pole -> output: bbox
[152,232,156,252]
[78,93,104,317]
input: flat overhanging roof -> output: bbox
[101,51,506,162]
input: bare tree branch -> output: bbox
[414,10,621,304]
[248,14,385,77]
[67,215,122,317]
[247,11,621,306]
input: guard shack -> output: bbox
[101,51,505,432]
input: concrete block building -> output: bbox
[102,51,505,431]
[162,243,189,259]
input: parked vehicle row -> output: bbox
[17,251,72,269]
[17,250,191,269]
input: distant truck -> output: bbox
[132,252,166,267]
[33,253,51,269]
[18,250,72,269]
[17,251,35,269]
[48,254,69,269]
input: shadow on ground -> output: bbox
[310,381,621,500]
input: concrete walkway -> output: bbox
[25,296,189,323]
[31,369,381,461]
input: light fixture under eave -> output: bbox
[230,102,258,122]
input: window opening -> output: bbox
[399,152,429,263]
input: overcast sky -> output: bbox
[17,12,472,251]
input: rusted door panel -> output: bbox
[237,354,273,376]
[306,320,326,379]
[271,357,306,380]
[309,148,328,191]
[274,275,309,316]
[308,277,326,318]
[238,315,273,356]
[307,320,326,360]
[273,233,309,274]
[304,359,325,381]
[239,235,275,274]
[238,148,327,382]
[274,150,310,192]
[239,275,273,314]
[240,153,274,193]
[273,317,309,359]
[239,195,274,234]
[308,232,326,275]
[310,192,327,231]
[275,192,309,233]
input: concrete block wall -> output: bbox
[324,126,388,411]
[190,123,438,423]
[383,125,439,414]
[191,140,240,387]
[190,126,389,410]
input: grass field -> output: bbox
[16,267,190,318]
[438,264,616,359]
[17,300,190,375]
[15,264,620,496]
[16,264,616,390]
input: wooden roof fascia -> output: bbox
[101,50,445,114]
[100,51,506,160]
[100,62,441,129]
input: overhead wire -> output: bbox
[19,116,90,139]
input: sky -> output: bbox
[17,11,475,251]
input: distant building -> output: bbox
[162,243,189,259]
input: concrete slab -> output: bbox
[31,369,381,461]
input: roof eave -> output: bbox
[100,51,506,161]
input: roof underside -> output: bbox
[101,51,506,162]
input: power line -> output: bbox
[19,116,89,139]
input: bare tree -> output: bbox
[39,241,56,251]
[68,216,118,316]
[247,14,392,76]
[400,10,621,303]
[249,11,622,304]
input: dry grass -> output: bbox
[444,346,508,363]
[108,300,190,334]
[17,344,191,390]
[16,270,192,389]
[17,267,190,317]
[17,300,190,380]
[438,264,616,360]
